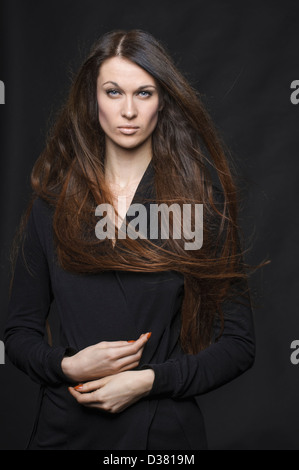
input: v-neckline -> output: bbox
[110,159,154,250]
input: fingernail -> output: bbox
[147,332,152,339]
[74,384,84,391]
[127,340,135,343]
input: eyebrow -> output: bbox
[102,81,157,90]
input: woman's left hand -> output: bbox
[68,369,155,413]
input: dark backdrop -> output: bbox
[1,0,298,450]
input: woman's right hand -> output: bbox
[61,332,151,383]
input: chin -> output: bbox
[114,137,150,151]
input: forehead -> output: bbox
[97,56,156,87]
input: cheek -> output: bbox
[145,104,160,130]
[97,98,114,130]
[98,108,109,130]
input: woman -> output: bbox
[5,29,256,450]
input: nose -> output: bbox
[121,96,137,120]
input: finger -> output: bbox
[72,378,107,393]
[111,346,144,369]
[68,386,99,405]
[120,332,152,349]
[98,340,137,349]
[98,333,151,351]
[111,333,152,359]
[111,348,147,374]
[126,334,150,350]
[90,338,148,373]
[117,360,140,373]
[115,345,145,366]
[69,386,114,411]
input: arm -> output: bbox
[68,369,155,413]
[69,286,254,412]
[5,199,150,386]
[143,282,255,399]
[61,333,151,383]
[4,199,69,385]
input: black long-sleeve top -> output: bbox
[4,160,255,450]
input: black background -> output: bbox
[0,0,298,450]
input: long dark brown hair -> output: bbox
[23,29,256,353]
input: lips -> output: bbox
[118,126,139,135]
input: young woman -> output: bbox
[5,29,256,450]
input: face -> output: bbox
[96,56,161,151]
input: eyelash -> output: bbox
[106,89,152,98]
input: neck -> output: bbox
[104,138,152,190]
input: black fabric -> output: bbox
[146,398,207,450]
[4,159,255,450]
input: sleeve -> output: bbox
[143,283,255,398]
[4,199,73,386]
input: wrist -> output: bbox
[61,355,78,382]
[138,368,155,396]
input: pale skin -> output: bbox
[62,56,164,413]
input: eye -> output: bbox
[138,90,152,97]
[106,89,121,97]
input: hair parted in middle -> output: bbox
[28,29,253,353]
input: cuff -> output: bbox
[45,345,77,384]
[140,361,178,397]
